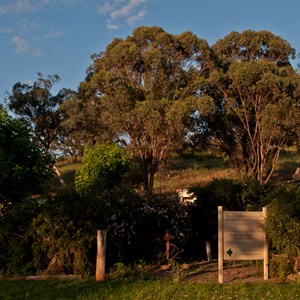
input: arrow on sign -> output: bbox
[226,248,233,257]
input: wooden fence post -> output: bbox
[96,229,106,282]
[206,241,212,262]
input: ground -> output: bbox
[149,260,267,284]
[24,260,285,283]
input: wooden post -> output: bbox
[263,207,268,280]
[218,206,224,284]
[96,229,106,282]
[163,230,173,261]
[206,241,212,262]
[165,240,170,260]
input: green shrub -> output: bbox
[0,201,42,275]
[265,185,300,277]
[188,178,271,259]
[0,110,55,208]
[75,143,130,196]
[29,191,95,275]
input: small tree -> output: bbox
[0,110,54,208]
[75,143,130,196]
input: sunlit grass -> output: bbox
[154,152,237,191]
[44,148,300,194]
[0,278,299,300]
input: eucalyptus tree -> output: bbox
[7,73,70,154]
[208,30,300,184]
[80,26,216,193]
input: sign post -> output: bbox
[218,206,224,284]
[218,206,268,283]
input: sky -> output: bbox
[1,0,300,106]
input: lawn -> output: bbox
[0,277,299,300]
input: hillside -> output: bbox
[45,147,300,194]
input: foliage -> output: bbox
[7,73,73,154]
[0,201,42,275]
[188,178,271,258]
[74,143,130,196]
[0,110,55,208]
[202,30,300,185]
[265,185,300,277]
[104,190,191,265]
[213,29,296,65]
[79,26,217,193]
[29,191,94,275]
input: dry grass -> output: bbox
[155,168,237,191]
[45,148,300,194]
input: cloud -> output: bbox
[98,0,147,31]
[0,26,14,33]
[0,0,41,15]
[39,30,68,40]
[11,35,42,57]
[0,0,87,15]
[127,9,145,25]
[11,35,29,53]
[107,23,120,31]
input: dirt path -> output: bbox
[150,260,266,284]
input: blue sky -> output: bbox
[1,0,300,106]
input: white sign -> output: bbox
[224,211,265,260]
[218,207,268,283]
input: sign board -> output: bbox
[224,211,265,260]
[218,207,268,283]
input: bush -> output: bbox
[75,143,130,196]
[188,178,271,259]
[0,110,55,208]
[0,201,42,275]
[265,185,300,277]
[104,190,191,265]
[29,191,95,275]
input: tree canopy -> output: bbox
[7,73,72,154]
[4,27,300,188]
[206,30,300,184]
[79,26,217,192]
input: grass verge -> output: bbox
[0,278,299,300]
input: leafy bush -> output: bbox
[0,110,55,209]
[0,201,42,275]
[29,191,95,275]
[188,178,271,259]
[264,185,300,277]
[104,190,191,265]
[75,143,130,196]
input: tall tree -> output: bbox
[80,26,216,193]
[7,73,70,154]
[206,30,300,184]
[58,92,111,163]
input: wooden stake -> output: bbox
[218,206,224,284]
[206,241,212,262]
[263,207,268,280]
[96,229,106,282]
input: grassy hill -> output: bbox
[45,147,300,194]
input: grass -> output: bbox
[45,147,300,194]
[0,277,299,300]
